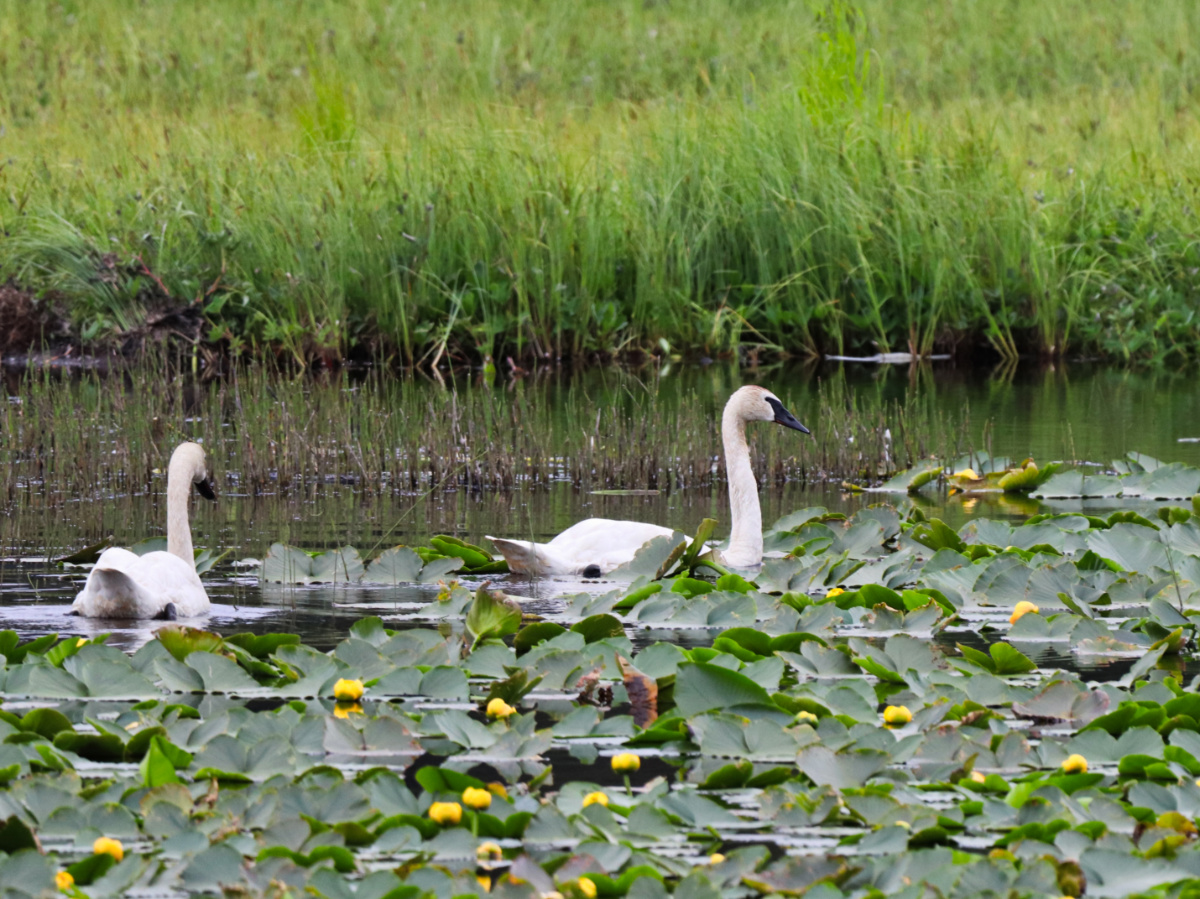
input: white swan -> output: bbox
[488,385,809,576]
[71,442,217,619]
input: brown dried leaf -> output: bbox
[574,666,603,703]
[617,654,658,728]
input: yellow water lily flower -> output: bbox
[486,697,516,718]
[969,770,987,783]
[333,702,363,719]
[611,753,641,773]
[1062,753,1088,774]
[709,853,726,864]
[953,468,979,479]
[486,782,508,799]
[1010,600,1039,624]
[577,877,597,899]
[333,678,364,701]
[428,801,463,825]
[462,787,493,810]
[826,587,845,598]
[93,836,124,861]
[582,791,609,808]
[477,841,502,860]
[883,705,912,726]
[794,711,818,725]
[55,871,74,891]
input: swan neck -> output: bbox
[722,405,762,566]
[166,456,196,568]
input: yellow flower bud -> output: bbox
[56,871,74,891]
[577,877,597,899]
[477,841,502,860]
[1062,753,1088,774]
[428,801,463,825]
[611,753,641,773]
[825,587,845,598]
[93,836,124,861]
[486,697,516,719]
[953,468,978,480]
[463,787,493,810]
[894,819,911,829]
[582,791,609,808]
[333,678,364,702]
[883,705,912,726]
[969,770,987,783]
[332,702,363,719]
[1010,601,1039,625]
[75,638,87,648]
[486,782,508,799]
[709,853,726,864]
[794,711,818,725]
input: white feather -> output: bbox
[488,386,807,576]
[72,443,213,619]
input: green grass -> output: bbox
[3,1,1200,363]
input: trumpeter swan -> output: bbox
[488,385,809,576]
[71,442,217,619]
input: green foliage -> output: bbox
[464,586,522,647]
[4,2,1200,363]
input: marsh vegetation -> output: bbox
[3,2,1200,364]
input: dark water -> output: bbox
[2,360,1198,649]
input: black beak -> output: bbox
[195,476,218,502]
[766,397,811,434]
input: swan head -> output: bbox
[728,386,810,434]
[170,442,218,501]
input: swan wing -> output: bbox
[487,537,579,576]
[547,519,677,555]
[73,549,209,619]
[489,519,681,576]
[83,547,143,574]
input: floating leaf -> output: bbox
[617,655,658,728]
[158,626,228,663]
[260,543,315,584]
[607,532,689,581]
[570,614,625,643]
[360,546,423,584]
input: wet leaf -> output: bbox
[465,586,522,646]
[360,546,423,584]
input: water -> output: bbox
[2,359,1199,648]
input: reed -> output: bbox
[2,1,1199,364]
[0,361,969,511]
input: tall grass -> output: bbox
[0,360,968,510]
[2,1,1200,364]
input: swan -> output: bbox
[488,385,809,576]
[71,442,217,619]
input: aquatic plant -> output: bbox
[0,363,966,522]
[4,490,1200,894]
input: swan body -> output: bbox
[72,442,217,619]
[489,519,678,577]
[488,386,809,576]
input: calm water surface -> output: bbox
[2,360,1198,649]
